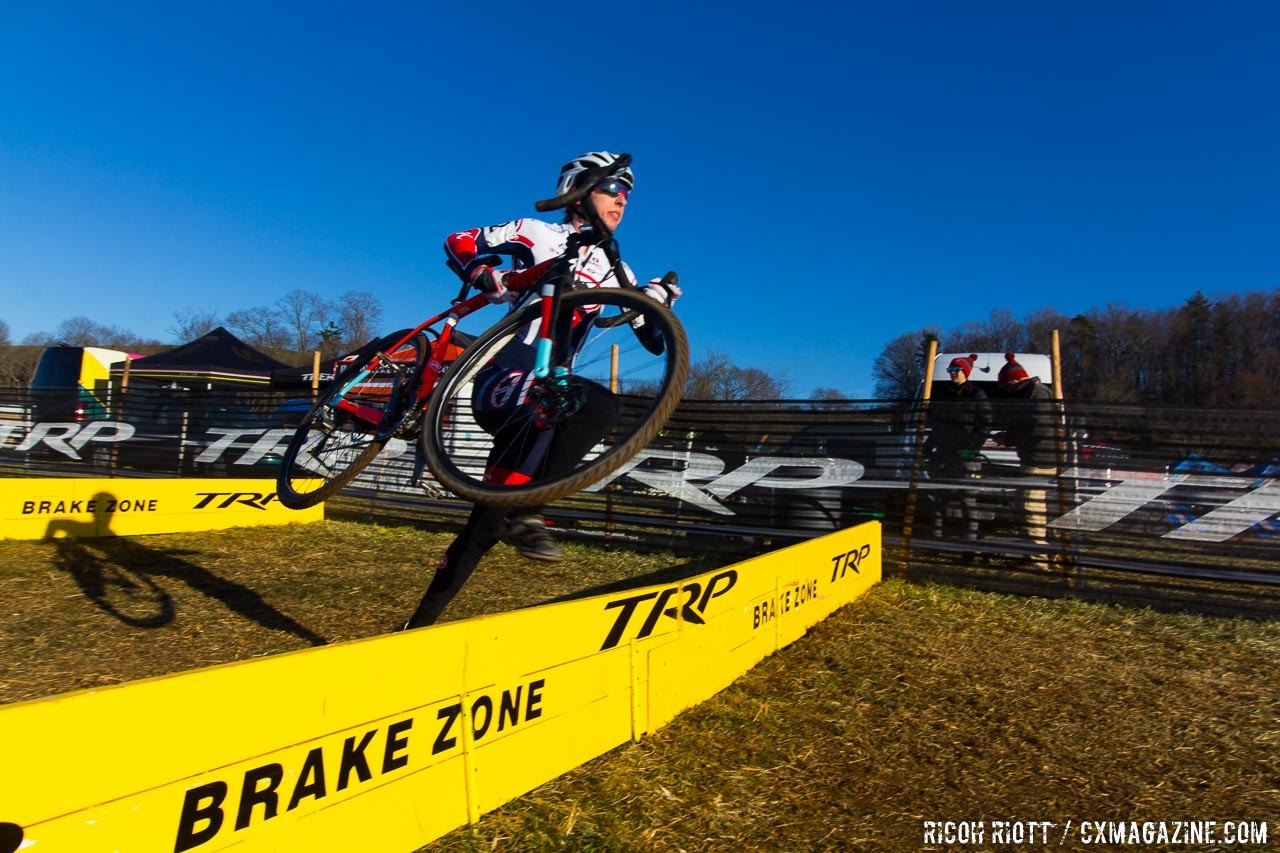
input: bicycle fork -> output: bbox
[533,276,566,381]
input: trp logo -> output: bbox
[598,569,738,650]
[193,492,279,511]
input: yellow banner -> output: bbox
[0,478,323,540]
[0,522,880,853]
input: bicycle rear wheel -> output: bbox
[277,332,428,509]
[420,288,689,508]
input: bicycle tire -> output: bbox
[277,332,428,509]
[420,288,688,508]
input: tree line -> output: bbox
[0,299,803,400]
[0,290,384,387]
[14,285,1274,406]
[10,289,386,359]
[872,287,1280,407]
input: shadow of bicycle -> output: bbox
[43,490,325,645]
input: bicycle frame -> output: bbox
[329,267,585,431]
[330,290,490,429]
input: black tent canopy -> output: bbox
[110,327,290,389]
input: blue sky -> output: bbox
[2,2,1276,397]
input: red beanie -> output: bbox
[999,352,1029,383]
[947,353,978,378]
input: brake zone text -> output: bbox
[19,497,158,516]
[173,677,548,851]
[753,578,818,629]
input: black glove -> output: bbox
[470,266,513,304]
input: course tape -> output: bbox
[0,478,323,539]
[0,521,880,852]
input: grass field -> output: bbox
[1,511,1277,851]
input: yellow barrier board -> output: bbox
[0,478,323,540]
[0,521,880,853]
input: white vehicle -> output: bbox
[929,352,1054,396]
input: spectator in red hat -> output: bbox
[995,352,1056,556]
[924,354,991,540]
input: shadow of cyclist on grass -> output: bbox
[44,491,326,645]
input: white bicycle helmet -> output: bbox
[556,151,634,197]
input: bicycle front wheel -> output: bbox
[277,332,428,509]
[420,288,689,508]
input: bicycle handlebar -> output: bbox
[594,271,678,327]
[533,152,632,212]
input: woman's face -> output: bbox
[590,180,629,232]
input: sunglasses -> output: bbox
[594,178,631,199]
[946,367,963,373]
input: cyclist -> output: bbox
[404,151,680,630]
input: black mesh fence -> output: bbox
[4,385,1278,615]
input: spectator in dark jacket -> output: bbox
[994,352,1056,551]
[924,354,991,539]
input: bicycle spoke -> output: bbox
[277,332,428,508]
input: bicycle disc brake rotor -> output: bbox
[527,375,588,426]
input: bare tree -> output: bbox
[277,290,332,352]
[810,386,851,410]
[335,290,384,349]
[685,349,788,400]
[0,347,42,386]
[944,308,1021,353]
[872,327,939,399]
[685,350,732,399]
[169,308,221,343]
[0,318,10,347]
[225,306,290,349]
[1021,307,1070,353]
[38,316,141,348]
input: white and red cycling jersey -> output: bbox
[445,218,639,484]
[446,217,637,302]
[445,217,637,397]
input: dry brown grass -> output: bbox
[0,504,704,704]
[423,582,1280,851]
[1,511,1277,851]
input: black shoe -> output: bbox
[503,515,564,562]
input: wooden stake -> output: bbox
[1050,329,1077,578]
[1050,330,1064,401]
[899,338,939,569]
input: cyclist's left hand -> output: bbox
[644,277,682,308]
[472,266,516,304]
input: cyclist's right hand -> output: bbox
[644,276,682,308]
[472,266,515,304]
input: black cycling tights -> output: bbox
[404,381,620,629]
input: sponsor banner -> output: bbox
[0,522,880,853]
[9,413,1279,547]
[0,479,322,540]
